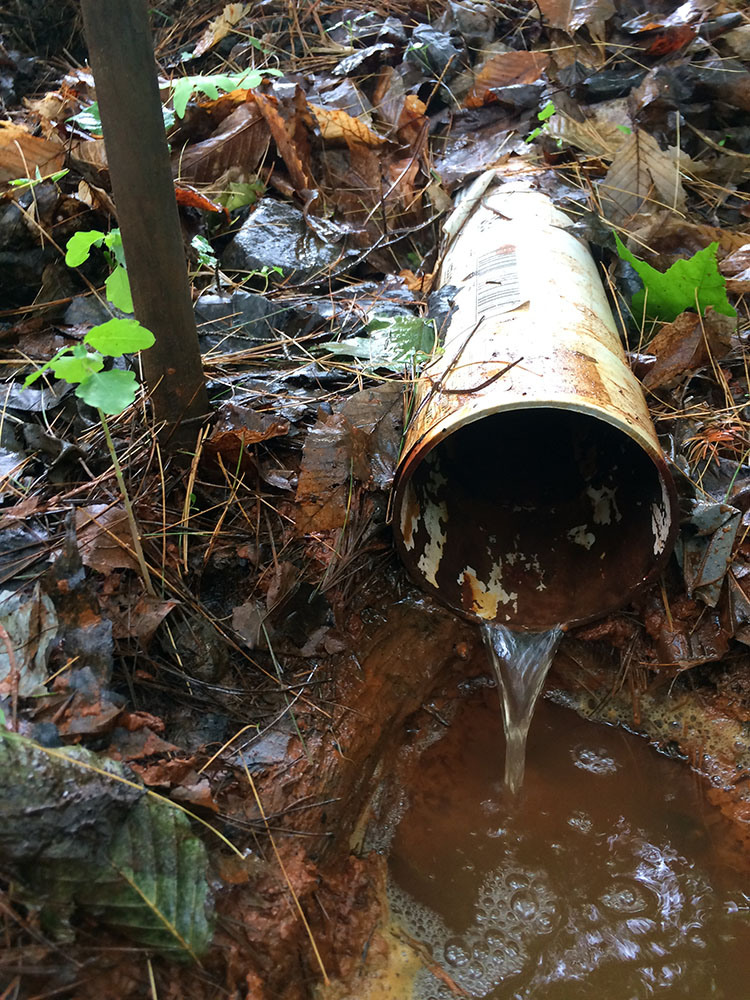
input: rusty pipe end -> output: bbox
[393,404,678,631]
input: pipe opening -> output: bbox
[395,408,673,630]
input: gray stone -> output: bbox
[221,200,357,284]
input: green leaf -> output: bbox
[76,369,138,414]
[319,314,436,373]
[614,233,736,322]
[84,317,155,355]
[0,731,214,958]
[105,265,133,312]
[191,234,217,269]
[65,230,105,267]
[95,795,214,957]
[172,68,283,118]
[51,346,104,384]
[67,101,102,133]
[103,229,126,269]
[538,101,556,121]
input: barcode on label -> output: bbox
[476,245,522,317]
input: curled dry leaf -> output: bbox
[193,3,249,57]
[310,104,386,148]
[254,88,315,194]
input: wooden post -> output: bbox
[79,0,209,447]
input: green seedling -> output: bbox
[23,230,160,595]
[191,234,218,270]
[24,317,154,414]
[8,166,69,191]
[614,233,736,323]
[66,228,133,312]
[172,67,283,119]
[525,101,557,143]
[240,264,283,293]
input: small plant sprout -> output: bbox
[22,230,161,595]
[24,318,157,595]
[9,166,70,191]
[171,67,283,119]
[525,101,557,143]
[66,228,133,312]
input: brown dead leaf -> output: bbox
[77,178,116,217]
[0,122,65,185]
[194,3,249,57]
[400,268,435,293]
[69,137,109,179]
[254,89,314,194]
[537,0,615,31]
[205,403,290,469]
[642,309,734,391]
[720,244,750,293]
[600,129,685,222]
[463,51,549,109]
[75,504,141,574]
[310,104,386,148]
[177,102,270,183]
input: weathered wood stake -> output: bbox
[79,0,209,446]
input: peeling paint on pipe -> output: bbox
[392,177,678,630]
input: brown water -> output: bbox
[388,688,750,999]
[481,625,563,795]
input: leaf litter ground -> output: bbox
[2,0,750,996]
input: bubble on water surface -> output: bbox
[571,745,620,775]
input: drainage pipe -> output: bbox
[392,175,678,631]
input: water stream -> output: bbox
[481,624,563,795]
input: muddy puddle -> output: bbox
[384,687,750,999]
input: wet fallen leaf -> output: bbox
[536,0,615,32]
[75,504,141,574]
[720,244,750,293]
[0,584,57,697]
[463,51,549,108]
[642,309,733,390]
[205,402,290,469]
[176,102,270,184]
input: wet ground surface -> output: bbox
[388,687,750,999]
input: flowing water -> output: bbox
[386,692,750,999]
[481,624,563,795]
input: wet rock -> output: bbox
[580,68,648,102]
[407,24,465,81]
[221,200,357,284]
[438,0,498,48]
[325,10,406,47]
[194,289,280,352]
[62,294,117,327]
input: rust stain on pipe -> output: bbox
[392,179,678,630]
